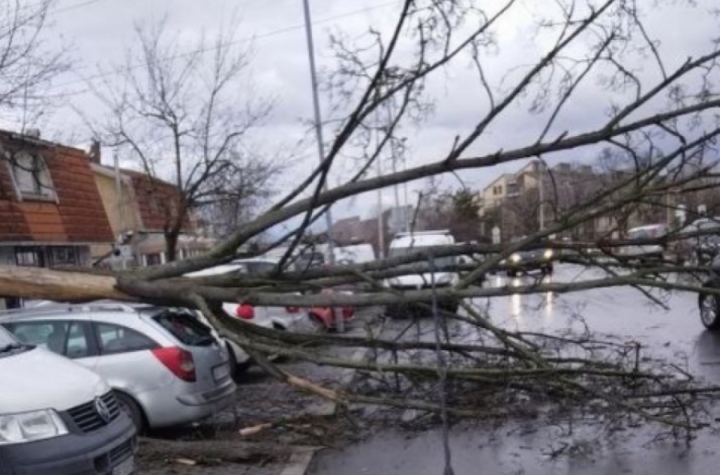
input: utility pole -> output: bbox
[302,0,342,330]
[538,162,545,231]
[114,148,126,270]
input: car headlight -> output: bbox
[510,253,522,263]
[0,409,68,445]
[544,249,553,259]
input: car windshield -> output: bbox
[153,309,215,347]
[235,261,277,276]
[628,228,663,240]
[388,247,455,268]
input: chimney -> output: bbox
[88,139,101,164]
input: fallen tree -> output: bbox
[3,0,720,440]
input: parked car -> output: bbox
[0,302,236,433]
[383,230,461,316]
[305,289,356,331]
[333,244,376,265]
[502,247,554,277]
[674,217,720,266]
[0,325,137,474]
[187,257,310,377]
[616,224,667,262]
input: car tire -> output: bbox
[699,293,720,331]
[310,313,327,332]
[227,343,252,382]
[439,300,460,315]
[507,270,517,278]
[385,304,411,319]
[116,391,146,434]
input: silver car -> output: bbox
[0,302,236,433]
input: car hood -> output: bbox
[0,347,108,413]
[386,272,456,288]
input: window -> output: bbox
[49,247,78,267]
[14,247,43,267]
[65,322,90,358]
[145,253,162,266]
[152,310,214,347]
[94,323,158,355]
[6,321,61,351]
[9,151,55,200]
[4,320,90,358]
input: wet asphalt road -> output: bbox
[310,264,720,475]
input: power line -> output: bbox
[53,0,110,15]
[49,0,400,92]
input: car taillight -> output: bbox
[286,306,300,314]
[342,306,354,319]
[152,347,196,382]
[236,303,255,320]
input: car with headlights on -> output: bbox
[1,302,236,434]
[502,247,555,277]
[0,325,136,475]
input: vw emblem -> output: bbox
[95,398,111,423]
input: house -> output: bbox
[0,130,114,307]
[88,148,212,268]
[480,160,600,240]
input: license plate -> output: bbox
[213,363,230,382]
[113,456,134,475]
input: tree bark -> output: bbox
[164,230,179,263]
[0,266,130,302]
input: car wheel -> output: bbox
[227,343,252,382]
[699,293,720,331]
[116,391,146,434]
[439,300,460,315]
[507,270,517,278]
[310,313,327,332]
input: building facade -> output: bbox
[90,157,212,268]
[0,130,114,307]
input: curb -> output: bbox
[307,307,386,417]
[279,446,319,475]
[296,307,387,473]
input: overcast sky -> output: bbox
[14,0,720,229]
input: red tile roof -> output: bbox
[123,170,194,233]
[0,135,113,244]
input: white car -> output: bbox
[0,326,136,474]
[618,224,667,261]
[1,302,236,433]
[187,257,308,378]
[383,230,461,316]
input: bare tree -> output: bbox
[92,19,272,260]
[0,0,68,195]
[5,0,720,436]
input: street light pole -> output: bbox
[302,0,342,330]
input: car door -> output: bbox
[91,321,168,395]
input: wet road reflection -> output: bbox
[311,264,720,475]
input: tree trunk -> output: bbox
[165,231,179,262]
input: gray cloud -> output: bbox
[9,0,720,225]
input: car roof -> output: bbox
[390,232,455,248]
[628,224,666,232]
[0,301,157,322]
[0,302,179,346]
